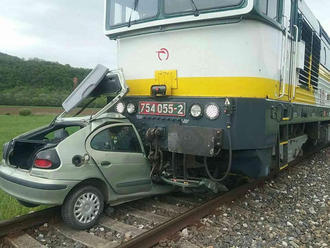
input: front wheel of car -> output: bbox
[61,185,104,230]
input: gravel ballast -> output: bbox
[159,148,329,248]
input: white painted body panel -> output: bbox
[106,0,329,107]
[118,20,282,81]
[317,76,330,107]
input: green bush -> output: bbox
[19,109,32,116]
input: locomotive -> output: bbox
[105,0,330,191]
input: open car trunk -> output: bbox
[6,65,128,170]
[9,140,50,170]
[7,123,83,170]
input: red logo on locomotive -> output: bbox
[156,48,169,61]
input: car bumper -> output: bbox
[0,165,78,205]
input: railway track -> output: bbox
[0,148,325,248]
[0,181,255,248]
[0,191,212,248]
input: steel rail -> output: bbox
[118,179,264,248]
[0,146,326,246]
[118,146,327,248]
[0,206,60,237]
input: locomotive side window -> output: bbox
[320,40,329,71]
[91,125,142,153]
[267,0,278,20]
[259,0,267,15]
[258,0,280,22]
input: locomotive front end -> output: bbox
[104,0,282,191]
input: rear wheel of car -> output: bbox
[61,185,104,230]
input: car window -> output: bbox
[44,126,81,141]
[91,125,142,153]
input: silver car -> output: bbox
[0,65,173,229]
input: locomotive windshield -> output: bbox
[107,0,245,28]
[164,0,244,14]
[109,0,158,27]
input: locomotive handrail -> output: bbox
[290,25,299,101]
[279,15,290,99]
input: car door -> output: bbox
[86,123,152,195]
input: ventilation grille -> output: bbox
[298,20,321,89]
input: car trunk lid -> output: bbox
[59,65,128,121]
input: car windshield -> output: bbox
[164,0,244,14]
[109,0,158,27]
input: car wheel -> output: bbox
[17,199,39,208]
[61,185,104,230]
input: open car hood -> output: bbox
[59,64,128,121]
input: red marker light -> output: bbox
[34,159,52,169]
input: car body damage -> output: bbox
[0,65,173,229]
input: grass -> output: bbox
[0,114,55,220]
[0,105,61,109]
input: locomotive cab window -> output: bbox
[91,125,142,153]
[106,0,248,29]
[258,0,280,22]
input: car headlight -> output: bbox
[127,103,136,114]
[205,103,220,120]
[190,104,202,118]
[115,102,125,114]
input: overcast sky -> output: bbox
[0,0,329,69]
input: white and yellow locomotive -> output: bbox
[105,0,330,190]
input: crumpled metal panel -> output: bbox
[62,64,109,113]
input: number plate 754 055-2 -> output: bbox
[139,101,186,117]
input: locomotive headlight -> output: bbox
[115,102,125,114]
[205,103,220,120]
[127,103,136,114]
[190,104,202,118]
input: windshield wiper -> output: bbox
[190,0,200,16]
[128,0,139,27]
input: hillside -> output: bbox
[0,52,91,107]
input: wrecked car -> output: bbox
[0,65,173,229]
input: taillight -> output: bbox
[33,149,61,170]
[34,159,52,169]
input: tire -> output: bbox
[17,199,39,208]
[61,185,104,230]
